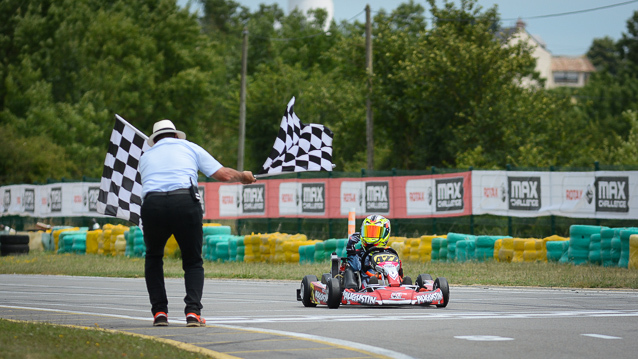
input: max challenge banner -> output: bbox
[3,171,638,221]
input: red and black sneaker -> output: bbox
[153,312,168,327]
[185,313,206,327]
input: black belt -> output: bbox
[145,188,191,199]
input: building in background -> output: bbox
[505,19,595,89]
[288,0,334,31]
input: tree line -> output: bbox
[1,0,637,185]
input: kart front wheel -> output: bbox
[416,274,433,289]
[402,276,413,285]
[434,277,450,308]
[301,275,318,307]
[326,278,342,309]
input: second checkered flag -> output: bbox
[258,97,334,176]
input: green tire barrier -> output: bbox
[236,236,245,261]
[216,241,230,262]
[446,233,468,262]
[588,233,602,265]
[71,233,87,254]
[203,225,231,236]
[431,237,442,262]
[456,240,469,262]
[610,229,622,265]
[568,225,607,265]
[546,240,569,262]
[324,239,338,254]
[336,238,348,258]
[314,241,325,262]
[298,244,314,264]
[438,237,448,262]
[600,228,615,267]
[58,231,87,254]
[618,228,638,268]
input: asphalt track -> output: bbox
[1,274,637,359]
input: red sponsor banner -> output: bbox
[202,172,472,220]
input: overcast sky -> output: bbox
[182,0,637,56]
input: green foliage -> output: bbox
[1,0,638,185]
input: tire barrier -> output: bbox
[0,234,30,256]
[546,240,569,262]
[618,228,638,268]
[16,222,638,271]
[431,237,442,262]
[446,233,469,262]
[498,238,514,263]
[588,233,602,265]
[629,235,638,270]
[568,225,608,265]
[600,228,615,267]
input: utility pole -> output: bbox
[365,5,374,171]
[238,27,248,171]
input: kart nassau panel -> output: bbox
[309,281,444,306]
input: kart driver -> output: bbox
[345,214,400,289]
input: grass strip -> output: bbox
[0,318,216,359]
[1,252,637,289]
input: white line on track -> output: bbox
[581,334,622,340]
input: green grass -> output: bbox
[1,252,637,289]
[0,319,210,359]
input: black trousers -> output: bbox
[141,193,204,316]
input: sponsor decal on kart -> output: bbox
[390,292,404,299]
[343,291,378,305]
[415,290,443,305]
[314,289,328,304]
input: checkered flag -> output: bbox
[258,96,334,176]
[97,114,150,226]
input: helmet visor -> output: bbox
[362,224,383,240]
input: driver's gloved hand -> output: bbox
[346,233,361,255]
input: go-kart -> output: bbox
[297,246,449,308]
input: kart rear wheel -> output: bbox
[326,278,342,309]
[402,276,412,285]
[434,277,450,308]
[416,274,432,289]
[301,275,318,307]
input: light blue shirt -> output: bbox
[139,138,223,198]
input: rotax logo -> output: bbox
[507,177,541,211]
[595,176,629,213]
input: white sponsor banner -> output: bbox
[340,181,365,216]
[406,179,435,215]
[218,184,242,217]
[473,171,638,219]
[218,183,266,217]
[406,177,466,215]
[279,182,326,216]
[1,183,109,218]
[339,180,390,216]
[472,171,551,217]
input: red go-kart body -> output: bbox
[297,247,450,308]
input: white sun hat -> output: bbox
[147,119,186,146]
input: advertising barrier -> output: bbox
[2,170,638,221]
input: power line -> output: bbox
[506,0,638,21]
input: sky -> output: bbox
[208,0,638,56]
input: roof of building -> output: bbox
[551,56,596,72]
